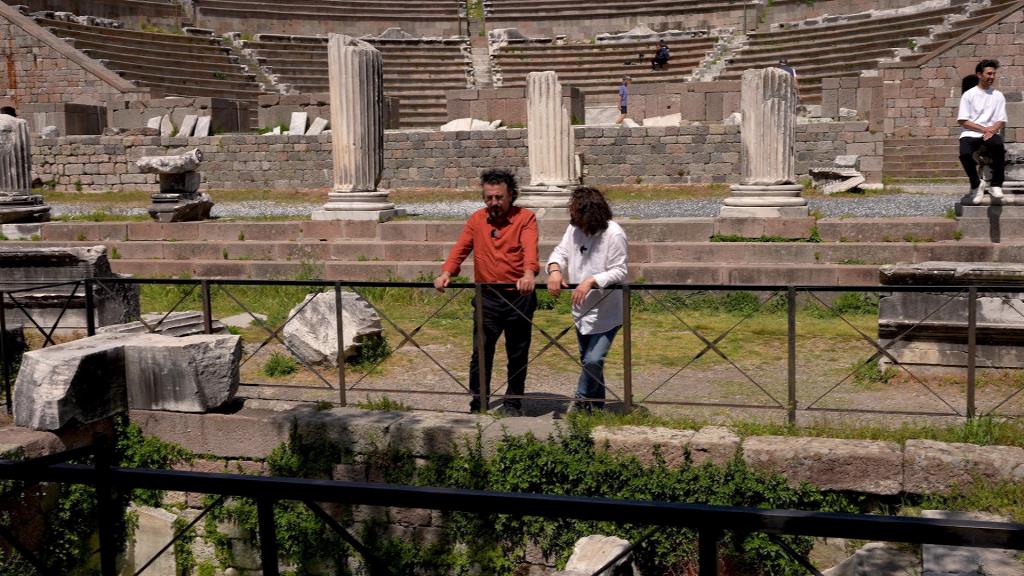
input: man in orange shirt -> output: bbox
[434,169,539,415]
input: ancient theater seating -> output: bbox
[491,35,717,96]
[38,16,265,128]
[244,35,473,128]
[717,4,963,104]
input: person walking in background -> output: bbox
[435,169,539,415]
[651,40,670,70]
[777,58,800,99]
[958,59,1007,204]
[546,187,628,413]
[616,76,631,124]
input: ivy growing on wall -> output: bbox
[202,420,864,576]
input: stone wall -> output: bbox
[0,3,146,108]
[257,93,401,132]
[755,0,927,30]
[445,86,585,127]
[30,121,883,191]
[22,102,107,135]
[881,9,1024,140]
[108,97,251,134]
[820,76,886,132]
[132,406,1024,499]
[19,0,184,29]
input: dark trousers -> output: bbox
[469,289,537,411]
[959,134,1005,188]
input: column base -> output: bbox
[311,208,405,222]
[0,194,51,224]
[518,184,574,218]
[148,192,214,222]
[720,184,807,218]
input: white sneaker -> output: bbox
[971,187,985,204]
[991,186,1004,199]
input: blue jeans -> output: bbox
[575,325,620,408]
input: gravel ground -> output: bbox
[49,191,967,220]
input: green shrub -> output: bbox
[262,352,299,377]
[355,395,412,411]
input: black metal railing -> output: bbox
[2,278,1023,423]
[0,437,1022,576]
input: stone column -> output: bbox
[0,114,50,224]
[313,34,400,222]
[721,68,807,218]
[518,71,578,218]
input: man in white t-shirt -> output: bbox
[958,59,1007,203]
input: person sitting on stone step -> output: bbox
[958,59,1007,204]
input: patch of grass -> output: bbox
[53,211,148,222]
[710,234,794,243]
[575,411,1024,449]
[110,247,121,260]
[355,395,412,411]
[915,479,1024,522]
[261,352,299,377]
[953,229,963,241]
[850,360,898,389]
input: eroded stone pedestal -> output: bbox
[137,148,213,222]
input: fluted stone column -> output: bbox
[519,71,578,218]
[313,34,400,222]
[721,68,807,218]
[0,114,50,224]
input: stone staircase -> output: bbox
[883,138,965,181]
[4,216,1010,286]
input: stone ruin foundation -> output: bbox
[879,261,1024,370]
[136,148,213,222]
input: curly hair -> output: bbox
[480,169,519,201]
[569,186,613,236]
[976,59,1000,74]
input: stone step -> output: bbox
[883,169,968,178]
[39,18,224,46]
[882,160,964,171]
[106,258,883,285]
[958,218,1024,242]
[31,218,961,244]
[12,239,1007,265]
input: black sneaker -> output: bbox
[493,404,522,417]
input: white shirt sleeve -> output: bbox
[592,229,628,288]
[995,93,1008,124]
[546,225,572,273]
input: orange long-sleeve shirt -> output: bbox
[441,206,540,283]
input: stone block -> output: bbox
[561,535,635,576]
[920,510,1024,576]
[903,439,1024,494]
[688,426,740,466]
[388,411,487,456]
[292,406,406,454]
[124,333,241,412]
[14,334,127,430]
[592,425,695,468]
[742,436,903,495]
[480,416,559,458]
[282,291,383,366]
[125,505,178,576]
[130,407,293,459]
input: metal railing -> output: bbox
[0,437,1022,576]
[2,277,1023,422]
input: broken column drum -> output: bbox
[0,114,51,224]
[136,148,213,222]
[518,70,578,217]
[313,34,399,222]
[721,68,808,217]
